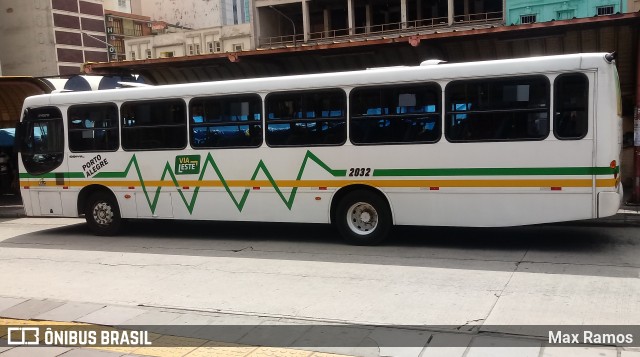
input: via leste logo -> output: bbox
[175,155,201,175]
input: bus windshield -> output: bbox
[19,107,64,175]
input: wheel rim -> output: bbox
[92,201,114,226]
[346,201,378,235]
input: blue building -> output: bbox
[507,0,628,25]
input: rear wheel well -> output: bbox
[77,185,116,216]
[330,184,392,224]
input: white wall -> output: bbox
[139,0,222,28]
[0,0,57,76]
[103,0,132,13]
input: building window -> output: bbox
[146,49,152,59]
[68,104,119,152]
[188,44,194,55]
[112,38,124,54]
[206,42,214,53]
[194,43,201,55]
[160,51,174,58]
[596,5,615,15]
[215,41,222,52]
[265,89,346,147]
[121,99,187,150]
[118,0,126,6]
[556,10,575,20]
[190,94,263,148]
[520,14,536,24]
[112,19,123,34]
[233,43,243,51]
[130,51,136,60]
[134,23,143,36]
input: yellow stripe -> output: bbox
[21,178,618,189]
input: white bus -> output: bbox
[16,53,622,245]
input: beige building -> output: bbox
[630,0,640,11]
[124,23,251,60]
[0,0,108,77]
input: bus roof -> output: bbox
[26,53,612,108]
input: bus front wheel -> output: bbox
[85,192,122,236]
[335,190,391,245]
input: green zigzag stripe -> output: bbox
[92,150,347,214]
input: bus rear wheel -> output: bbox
[335,190,391,245]
[85,192,122,236]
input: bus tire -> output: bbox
[334,190,391,245]
[85,192,122,236]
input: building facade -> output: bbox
[253,0,504,48]
[124,23,251,60]
[0,0,108,76]
[137,0,224,29]
[507,0,628,25]
[104,10,152,61]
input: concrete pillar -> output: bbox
[365,4,371,33]
[464,0,469,21]
[347,0,355,35]
[302,0,309,42]
[448,0,454,25]
[323,8,331,38]
[401,0,407,28]
[416,1,422,22]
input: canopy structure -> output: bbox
[0,77,54,129]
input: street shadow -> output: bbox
[0,217,636,278]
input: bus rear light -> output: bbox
[23,186,29,189]
[610,160,617,169]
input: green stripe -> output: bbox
[19,172,84,179]
[373,166,617,177]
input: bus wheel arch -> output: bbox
[78,185,122,236]
[330,185,393,245]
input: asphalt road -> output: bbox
[0,217,638,338]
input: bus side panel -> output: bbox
[389,191,593,227]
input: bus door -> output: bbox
[17,107,68,216]
[553,72,595,213]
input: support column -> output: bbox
[401,0,407,28]
[365,4,371,33]
[464,0,469,21]
[323,8,331,38]
[347,0,354,35]
[633,39,640,203]
[302,0,310,42]
[416,1,422,22]
[448,0,454,25]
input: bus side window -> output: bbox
[554,74,588,140]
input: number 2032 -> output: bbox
[349,168,371,177]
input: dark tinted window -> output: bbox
[68,104,119,152]
[190,94,262,148]
[265,89,346,147]
[554,74,588,139]
[445,76,549,142]
[19,107,64,175]
[350,83,441,144]
[121,99,187,150]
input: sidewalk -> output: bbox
[0,297,636,357]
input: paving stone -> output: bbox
[76,307,148,326]
[119,311,182,326]
[0,300,65,320]
[59,349,125,357]
[34,303,106,323]
[540,346,618,357]
[0,346,71,357]
[365,327,431,357]
[0,298,28,314]
[621,351,640,357]
[420,333,473,357]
